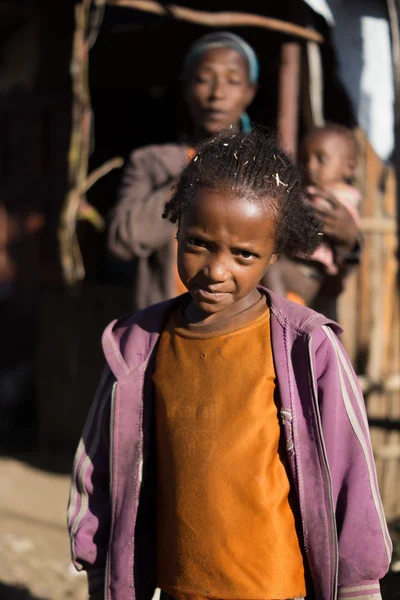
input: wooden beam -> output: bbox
[277,42,301,157]
[387,0,400,270]
[305,41,324,128]
[359,216,397,233]
[387,0,400,120]
[103,0,324,43]
[358,373,400,394]
[80,156,124,194]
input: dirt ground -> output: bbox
[0,457,87,600]
[0,455,399,600]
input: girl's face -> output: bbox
[177,188,277,324]
[185,47,256,136]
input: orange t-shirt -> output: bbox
[153,305,306,600]
[286,292,306,306]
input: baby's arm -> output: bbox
[67,367,114,598]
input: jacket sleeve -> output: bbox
[315,326,392,600]
[67,367,115,596]
[107,147,177,260]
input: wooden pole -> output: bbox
[305,41,324,128]
[103,0,324,43]
[59,0,122,286]
[277,42,301,158]
[387,0,400,268]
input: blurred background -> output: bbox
[0,1,399,598]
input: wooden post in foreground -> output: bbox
[278,42,301,158]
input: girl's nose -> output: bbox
[203,254,229,282]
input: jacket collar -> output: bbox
[102,287,341,379]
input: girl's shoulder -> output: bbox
[101,296,187,379]
[266,287,341,337]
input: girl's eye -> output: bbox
[186,238,207,248]
[235,249,255,260]
[317,153,327,164]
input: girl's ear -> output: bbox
[269,253,279,266]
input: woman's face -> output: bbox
[185,47,257,136]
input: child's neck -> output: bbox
[182,289,267,335]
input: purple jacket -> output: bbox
[67,289,392,600]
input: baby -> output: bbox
[265,124,361,307]
[303,123,360,274]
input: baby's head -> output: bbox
[163,130,320,317]
[301,124,358,188]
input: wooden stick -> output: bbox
[387,0,400,121]
[277,42,301,157]
[103,0,324,43]
[80,156,124,194]
[306,41,324,127]
[358,373,400,394]
[359,216,397,233]
[59,0,92,286]
[76,157,124,232]
[374,444,400,459]
[365,142,389,487]
[59,2,124,285]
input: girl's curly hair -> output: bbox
[163,129,321,256]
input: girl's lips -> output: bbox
[191,285,230,303]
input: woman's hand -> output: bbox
[309,190,359,253]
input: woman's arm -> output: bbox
[311,192,361,262]
[107,147,183,261]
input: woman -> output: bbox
[107,32,258,310]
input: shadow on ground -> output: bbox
[0,582,47,600]
[0,444,74,476]
[381,572,400,600]
[0,572,398,600]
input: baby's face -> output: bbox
[301,131,355,188]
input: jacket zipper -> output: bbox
[105,381,117,600]
[308,339,339,600]
[130,368,146,600]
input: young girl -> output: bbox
[68,131,391,600]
